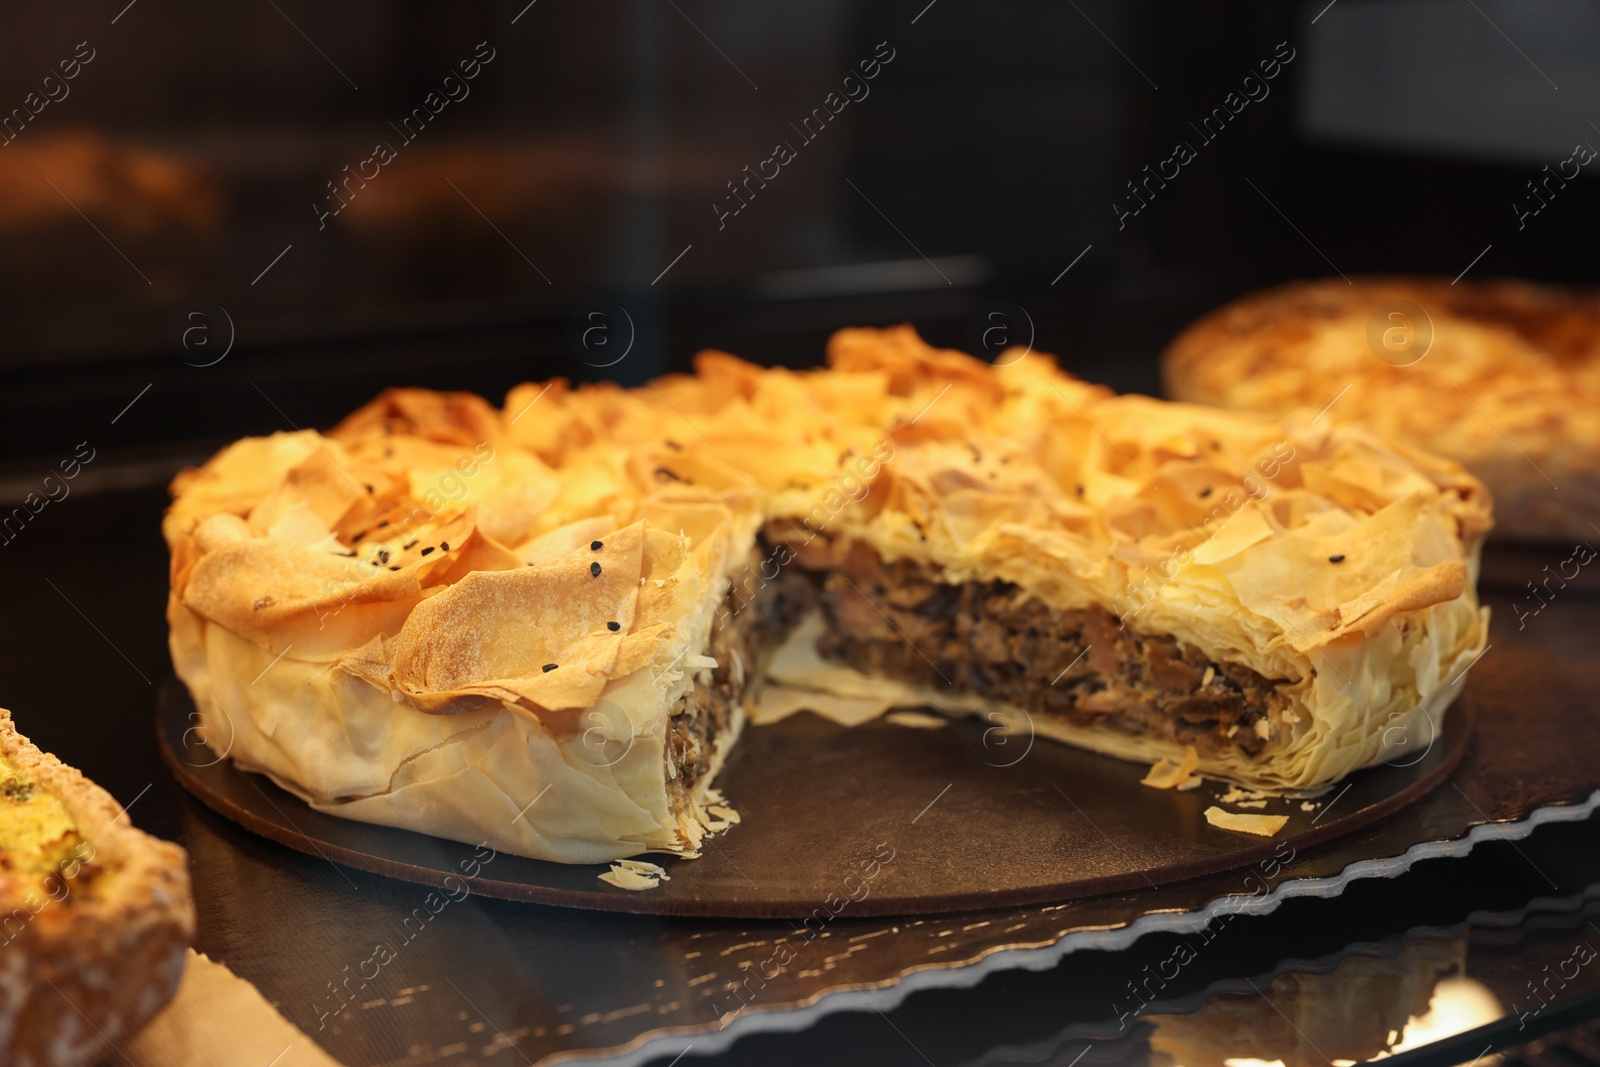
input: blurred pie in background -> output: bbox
[0,129,223,237]
[1163,277,1600,541]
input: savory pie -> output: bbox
[1163,276,1600,541]
[164,326,1490,864]
[0,708,194,1067]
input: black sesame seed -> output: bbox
[421,546,435,556]
[378,550,390,564]
[388,565,401,571]
[607,621,621,631]
[377,520,390,528]
[402,540,419,551]
[1329,554,1346,563]
[591,561,602,577]
[363,483,374,494]
[591,541,603,551]
[440,541,450,552]
[542,663,558,672]
[1199,487,1213,498]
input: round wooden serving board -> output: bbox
[157,682,1469,918]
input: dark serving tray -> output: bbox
[158,677,1469,918]
[158,581,1600,1065]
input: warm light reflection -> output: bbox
[1149,938,1475,1067]
[1377,976,1504,1056]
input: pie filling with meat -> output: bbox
[758,523,1294,761]
[165,326,1492,864]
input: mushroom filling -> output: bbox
[664,548,813,805]
[759,522,1292,756]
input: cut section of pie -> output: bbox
[164,326,1491,864]
[0,708,194,1067]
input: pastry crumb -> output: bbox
[1141,744,1201,790]
[1217,784,1271,806]
[600,859,670,890]
[1204,807,1289,837]
[700,790,741,833]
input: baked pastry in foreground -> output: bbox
[1163,276,1599,541]
[165,326,1491,864]
[0,708,194,1067]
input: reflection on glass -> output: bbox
[1144,936,1499,1066]
[1380,975,1504,1056]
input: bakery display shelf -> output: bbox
[158,586,1600,1066]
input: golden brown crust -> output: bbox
[1163,276,1600,541]
[0,708,194,1067]
[164,325,1492,858]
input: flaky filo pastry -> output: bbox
[164,326,1491,863]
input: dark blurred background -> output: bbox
[2,0,1599,485]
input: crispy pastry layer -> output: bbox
[0,709,194,1067]
[1163,276,1598,540]
[165,325,1492,861]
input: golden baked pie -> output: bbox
[1163,276,1600,541]
[0,709,194,1067]
[164,326,1490,864]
